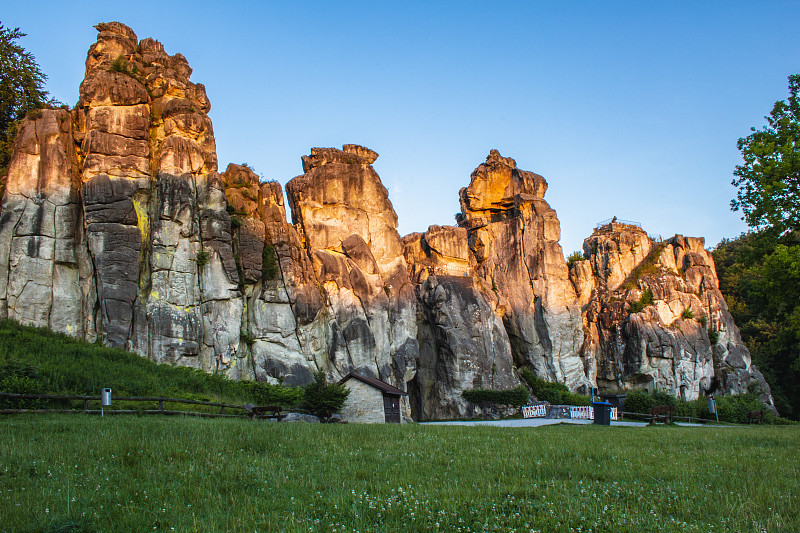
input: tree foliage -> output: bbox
[301,372,350,421]
[714,230,800,419]
[721,74,800,420]
[731,74,800,233]
[519,368,591,406]
[0,22,53,176]
[566,250,584,269]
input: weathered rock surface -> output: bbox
[404,226,518,420]
[286,145,418,392]
[0,108,95,339]
[456,150,588,392]
[571,224,774,408]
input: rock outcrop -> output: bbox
[571,223,774,407]
[0,22,775,420]
[403,226,518,420]
[74,22,242,372]
[456,150,589,392]
[286,145,418,388]
[0,108,94,338]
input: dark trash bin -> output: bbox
[592,401,612,425]
[600,393,626,415]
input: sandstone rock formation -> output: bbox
[456,150,589,392]
[403,226,518,419]
[286,145,418,388]
[570,222,774,407]
[0,108,95,338]
[0,22,775,420]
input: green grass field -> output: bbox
[1,416,797,532]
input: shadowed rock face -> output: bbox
[0,22,775,420]
[403,226,518,420]
[571,228,775,409]
[77,22,241,371]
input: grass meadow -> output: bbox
[1,416,797,532]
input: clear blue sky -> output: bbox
[5,1,800,253]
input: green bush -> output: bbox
[0,362,49,408]
[621,387,784,424]
[566,250,584,269]
[195,250,209,268]
[622,389,654,414]
[301,372,350,421]
[109,54,128,73]
[708,329,720,344]
[262,245,279,281]
[461,385,529,407]
[519,368,590,406]
[681,307,694,319]
[629,289,655,314]
[239,332,255,347]
[640,289,654,305]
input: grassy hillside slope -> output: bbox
[0,319,302,408]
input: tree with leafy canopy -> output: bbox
[714,74,800,419]
[0,22,53,177]
[731,75,800,234]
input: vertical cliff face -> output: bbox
[403,225,518,420]
[74,22,242,372]
[456,150,589,391]
[221,163,326,385]
[0,108,95,338]
[571,224,774,407]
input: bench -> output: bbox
[747,410,764,424]
[648,405,675,424]
[244,404,284,421]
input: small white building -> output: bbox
[339,373,408,424]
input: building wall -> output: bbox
[340,379,386,424]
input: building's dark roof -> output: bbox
[339,373,408,396]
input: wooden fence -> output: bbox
[0,392,249,418]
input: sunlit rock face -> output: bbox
[77,22,241,371]
[221,163,327,386]
[0,22,242,373]
[456,150,589,392]
[572,225,774,409]
[0,108,95,339]
[286,145,418,390]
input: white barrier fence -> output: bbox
[522,404,618,420]
[521,405,547,418]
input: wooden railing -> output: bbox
[0,392,248,418]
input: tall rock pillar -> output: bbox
[286,145,418,389]
[457,150,588,391]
